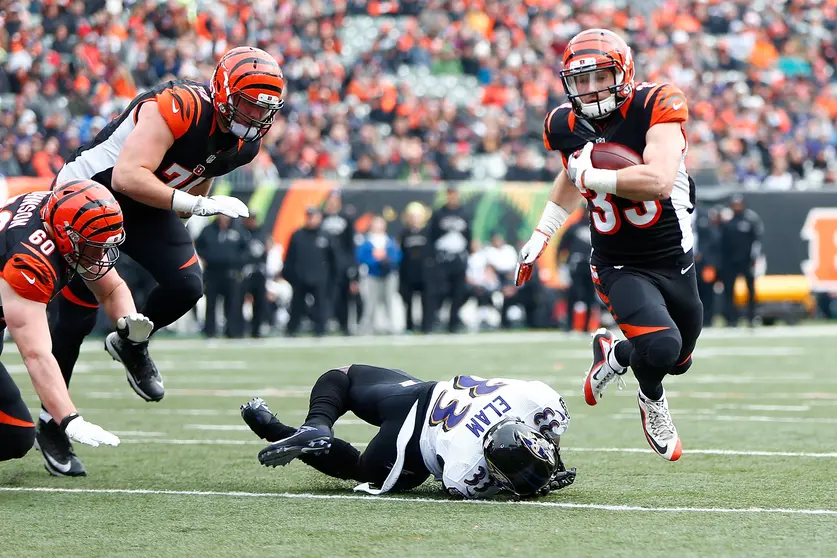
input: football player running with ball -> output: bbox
[516,29,703,461]
[0,180,154,469]
[242,365,576,499]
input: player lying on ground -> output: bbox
[0,180,154,467]
[241,364,576,498]
[516,28,703,461]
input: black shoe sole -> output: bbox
[258,438,331,467]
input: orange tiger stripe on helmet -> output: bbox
[560,28,635,120]
[211,46,285,142]
[43,179,125,280]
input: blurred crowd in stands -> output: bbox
[1,0,836,190]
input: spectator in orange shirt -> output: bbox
[31,136,64,179]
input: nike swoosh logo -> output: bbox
[672,102,683,111]
[43,451,72,473]
[681,263,694,275]
[21,271,36,284]
[171,99,180,114]
[640,408,669,455]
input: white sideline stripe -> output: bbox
[713,404,811,412]
[186,420,370,431]
[610,413,837,425]
[0,487,834,515]
[113,438,837,458]
[567,447,837,458]
[5,323,832,356]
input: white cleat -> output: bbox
[582,328,627,406]
[637,389,682,461]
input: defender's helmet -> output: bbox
[483,418,559,496]
[42,179,125,281]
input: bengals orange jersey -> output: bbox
[543,82,696,267]
[55,79,260,196]
[0,191,68,308]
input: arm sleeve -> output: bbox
[155,84,203,140]
[2,252,56,304]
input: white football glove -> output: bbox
[567,141,594,189]
[191,195,250,218]
[514,230,550,286]
[117,313,154,343]
[63,415,120,448]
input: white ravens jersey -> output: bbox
[418,376,570,499]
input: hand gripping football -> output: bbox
[590,142,643,169]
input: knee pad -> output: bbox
[633,330,682,372]
[670,354,693,376]
[0,426,35,462]
[165,270,205,306]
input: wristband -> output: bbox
[581,168,618,195]
[60,413,81,431]
[536,201,570,239]
[172,190,198,214]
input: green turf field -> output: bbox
[1,327,836,557]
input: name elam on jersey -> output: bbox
[419,376,570,498]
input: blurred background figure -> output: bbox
[556,211,596,333]
[398,202,429,333]
[695,205,722,327]
[720,195,764,327]
[195,215,248,339]
[424,186,471,333]
[283,207,337,337]
[241,214,269,338]
[466,239,498,330]
[320,190,358,335]
[356,215,401,335]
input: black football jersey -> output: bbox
[0,190,68,308]
[543,82,696,267]
[56,79,260,195]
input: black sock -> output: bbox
[630,348,666,400]
[614,339,633,368]
[303,369,350,431]
[299,438,362,480]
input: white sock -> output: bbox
[607,341,625,371]
[40,410,53,423]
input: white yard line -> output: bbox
[0,323,826,356]
[0,487,833,516]
[185,420,370,431]
[112,438,837,458]
[610,412,837,425]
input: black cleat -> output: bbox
[241,398,284,440]
[34,419,87,477]
[258,425,332,467]
[105,332,164,402]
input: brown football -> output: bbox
[590,142,644,169]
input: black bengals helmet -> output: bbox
[483,418,558,496]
